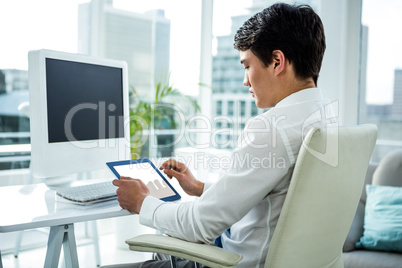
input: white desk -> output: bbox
[0,183,131,268]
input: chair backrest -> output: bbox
[265,125,378,268]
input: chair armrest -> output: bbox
[126,234,242,268]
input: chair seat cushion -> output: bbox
[126,234,242,268]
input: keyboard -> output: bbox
[56,181,117,204]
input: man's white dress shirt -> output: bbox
[140,88,337,267]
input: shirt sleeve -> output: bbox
[139,114,292,244]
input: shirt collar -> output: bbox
[275,88,324,108]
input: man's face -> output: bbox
[240,50,278,108]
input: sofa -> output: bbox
[342,149,402,268]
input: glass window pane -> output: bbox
[0,0,80,170]
[0,0,202,169]
[359,0,402,162]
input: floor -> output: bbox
[0,217,154,268]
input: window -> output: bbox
[211,0,320,150]
[240,100,246,117]
[227,101,234,116]
[211,0,250,150]
[1,0,386,175]
[358,0,402,162]
[0,0,202,170]
[216,100,223,115]
[251,101,259,116]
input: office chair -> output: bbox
[125,125,378,268]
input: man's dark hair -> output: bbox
[234,3,326,85]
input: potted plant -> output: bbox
[129,79,200,159]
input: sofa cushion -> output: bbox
[372,149,402,187]
[343,250,402,268]
[355,185,402,252]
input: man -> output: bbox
[104,3,334,267]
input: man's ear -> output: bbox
[272,50,285,75]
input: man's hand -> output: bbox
[113,176,150,214]
[160,159,204,197]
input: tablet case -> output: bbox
[106,158,181,201]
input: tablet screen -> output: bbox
[107,159,181,201]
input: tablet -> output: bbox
[106,158,181,201]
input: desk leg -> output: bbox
[44,224,79,268]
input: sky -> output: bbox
[361,0,402,104]
[0,0,81,69]
[0,0,401,104]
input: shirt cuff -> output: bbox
[139,195,164,228]
[202,182,213,193]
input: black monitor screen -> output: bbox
[45,58,124,143]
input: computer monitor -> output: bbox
[28,49,130,179]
